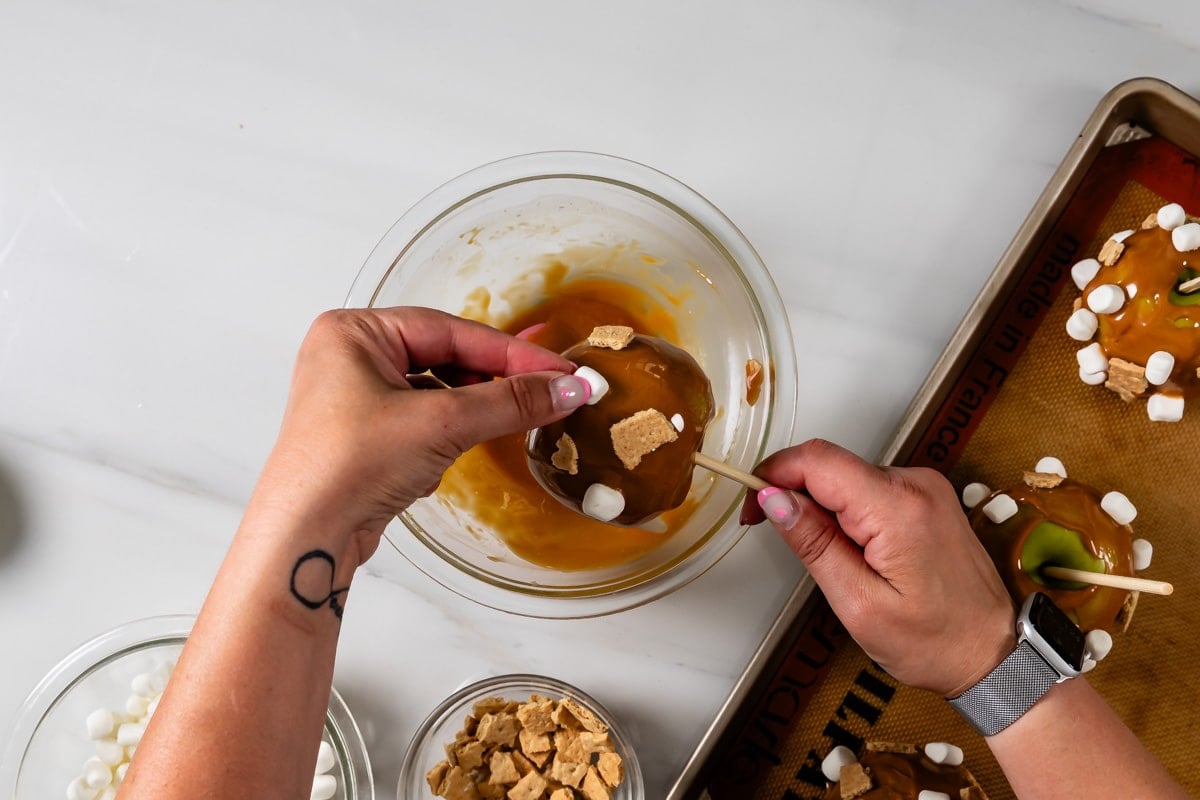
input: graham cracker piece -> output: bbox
[587,325,635,350]
[427,761,451,795]
[838,762,873,799]
[580,766,612,800]
[1105,358,1148,402]
[549,754,588,788]
[549,790,574,800]
[1072,296,1083,312]
[864,741,919,754]
[476,712,520,747]
[437,765,480,800]
[597,752,624,787]
[1098,237,1125,266]
[507,770,547,800]
[487,751,520,785]
[610,409,679,470]
[1141,212,1159,229]
[518,727,551,756]
[550,434,579,475]
[1023,471,1064,489]
[1117,589,1139,632]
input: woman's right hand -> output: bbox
[741,439,1017,698]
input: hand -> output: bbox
[741,439,1017,697]
[252,307,589,568]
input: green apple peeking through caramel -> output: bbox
[1021,522,1106,590]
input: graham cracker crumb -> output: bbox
[1117,589,1139,632]
[1105,358,1148,402]
[610,409,679,470]
[839,762,873,799]
[1141,213,1159,229]
[587,325,635,350]
[1072,296,1082,312]
[865,741,919,755]
[1098,238,1125,266]
[1023,471,1064,489]
[551,434,579,475]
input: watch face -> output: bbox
[1028,591,1087,670]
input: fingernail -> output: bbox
[516,322,546,341]
[550,374,591,411]
[757,487,801,530]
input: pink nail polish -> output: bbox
[550,374,590,411]
[757,486,801,530]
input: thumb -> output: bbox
[757,487,880,609]
[444,371,590,448]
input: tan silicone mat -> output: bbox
[701,135,1200,799]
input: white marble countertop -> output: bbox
[2,1,1198,797]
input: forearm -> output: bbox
[119,487,361,799]
[987,678,1187,799]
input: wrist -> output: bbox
[942,616,1018,699]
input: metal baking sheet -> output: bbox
[666,76,1200,800]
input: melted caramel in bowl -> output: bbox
[436,274,706,571]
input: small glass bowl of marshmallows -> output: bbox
[0,615,373,800]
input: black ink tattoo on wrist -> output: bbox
[290,550,349,619]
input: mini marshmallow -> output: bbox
[130,672,156,699]
[573,366,608,405]
[1172,221,1200,252]
[115,763,129,782]
[961,482,991,509]
[94,740,125,767]
[982,494,1018,524]
[115,722,145,748]
[1065,308,1099,341]
[66,776,98,800]
[1145,351,1175,385]
[1086,283,1125,314]
[1079,366,1107,385]
[97,790,116,800]
[1110,228,1135,243]
[1147,393,1184,422]
[820,745,857,783]
[124,694,149,717]
[918,792,951,800]
[923,742,964,766]
[148,663,173,694]
[83,758,112,791]
[1085,629,1113,662]
[669,412,685,432]
[581,484,625,522]
[145,695,160,718]
[1071,258,1101,290]
[1157,202,1186,230]
[1101,491,1137,525]
[1076,343,1109,376]
[310,773,337,800]
[315,740,336,774]
[1034,457,1066,478]
[1132,538,1153,571]
[86,708,116,740]
[1081,657,1097,674]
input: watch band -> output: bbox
[947,640,1060,736]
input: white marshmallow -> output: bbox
[310,773,337,800]
[982,494,1018,524]
[83,758,112,791]
[66,776,99,800]
[1157,202,1186,230]
[124,745,136,761]
[1034,457,1066,478]
[573,366,608,405]
[97,790,116,800]
[1081,657,1097,674]
[581,484,625,522]
[961,482,991,509]
[1132,538,1153,571]
[1172,221,1200,252]
[1085,629,1114,662]
[1100,491,1137,525]
[148,663,172,694]
[94,740,125,767]
[86,708,116,740]
[1071,258,1101,290]
[669,412,685,432]
[1079,366,1107,385]
[115,763,129,783]
[115,722,145,747]
[918,792,951,800]
[145,695,161,718]
[1076,343,1108,375]
[1144,351,1175,386]
[924,741,964,766]
[1147,393,1184,422]
[124,694,149,717]
[1086,283,1125,314]
[130,672,156,699]
[1111,228,1135,243]
[315,740,337,774]
[820,745,857,783]
[1065,308,1098,341]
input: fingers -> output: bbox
[431,371,592,452]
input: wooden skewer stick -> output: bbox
[692,452,771,491]
[1178,275,1200,294]
[1041,565,1174,596]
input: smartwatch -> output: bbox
[948,591,1086,736]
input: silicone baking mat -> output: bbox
[700,134,1200,799]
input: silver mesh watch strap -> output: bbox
[947,640,1059,736]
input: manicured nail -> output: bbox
[757,487,801,530]
[550,374,591,411]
